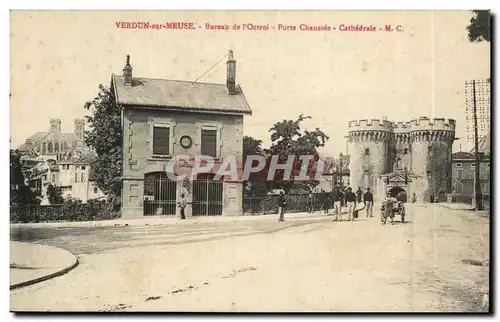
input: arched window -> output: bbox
[396,158,402,169]
[48,142,53,153]
[54,142,59,153]
[42,142,47,154]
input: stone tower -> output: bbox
[74,119,85,140]
[407,117,455,202]
[347,117,455,203]
[49,118,61,133]
[347,118,393,192]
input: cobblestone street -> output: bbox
[10,203,490,312]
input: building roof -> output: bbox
[452,151,475,160]
[19,132,81,151]
[452,151,489,162]
[112,75,252,115]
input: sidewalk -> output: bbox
[436,202,490,215]
[10,242,79,290]
[10,204,366,229]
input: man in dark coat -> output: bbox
[356,187,363,203]
[363,187,374,218]
[345,187,357,221]
[322,189,330,214]
[331,186,343,221]
[278,191,286,222]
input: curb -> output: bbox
[10,251,79,291]
[10,204,369,229]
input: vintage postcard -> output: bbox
[9,10,491,312]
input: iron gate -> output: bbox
[192,173,223,216]
[143,172,177,216]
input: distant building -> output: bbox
[18,118,86,158]
[451,151,490,197]
[465,79,490,146]
[22,154,105,204]
[114,52,252,218]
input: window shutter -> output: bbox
[201,129,217,157]
[153,127,170,155]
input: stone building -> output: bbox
[23,154,105,204]
[347,117,456,202]
[19,118,86,158]
[451,151,490,197]
[114,52,252,218]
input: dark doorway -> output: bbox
[389,186,407,203]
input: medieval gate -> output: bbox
[192,173,223,216]
[143,172,177,216]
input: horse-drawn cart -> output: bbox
[380,200,406,224]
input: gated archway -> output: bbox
[192,173,223,216]
[389,186,407,203]
[143,172,177,216]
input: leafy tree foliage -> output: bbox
[264,114,329,194]
[10,149,40,207]
[83,85,122,208]
[467,10,491,43]
[242,136,267,197]
[46,184,64,205]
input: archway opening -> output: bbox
[389,186,407,203]
[143,171,177,216]
[192,173,223,216]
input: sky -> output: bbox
[10,10,490,156]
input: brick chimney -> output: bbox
[226,49,237,95]
[123,55,133,87]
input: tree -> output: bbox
[467,10,491,43]
[46,184,64,205]
[243,136,267,197]
[83,84,122,208]
[10,149,40,207]
[265,114,329,194]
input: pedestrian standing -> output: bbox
[356,187,363,203]
[179,193,187,219]
[332,186,343,221]
[322,189,330,214]
[278,191,286,222]
[363,187,374,218]
[345,187,357,221]
[307,191,314,213]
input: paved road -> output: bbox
[10,204,490,312]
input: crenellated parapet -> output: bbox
[394,133,410,144]
[410,130,455,143]
[348,130,392,143]
[348,119,394,133]
[406,117,456,132]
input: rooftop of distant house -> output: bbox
[452,151,490,161]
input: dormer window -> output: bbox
[364,148,370,156]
